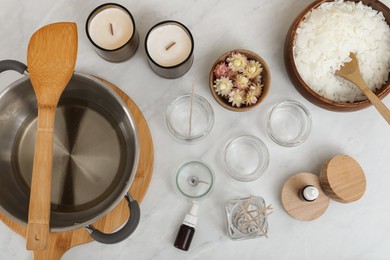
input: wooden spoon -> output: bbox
[335,53,390,124]
[26,22,78,250]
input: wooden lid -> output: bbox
[281,172,330,221]
[320,154,366,203]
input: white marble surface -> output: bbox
[1,0,390,259]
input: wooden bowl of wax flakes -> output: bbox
[284,0,390,112]
[209,49,271,112]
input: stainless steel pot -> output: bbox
[0,60,140,244]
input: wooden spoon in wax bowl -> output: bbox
[335,53,390,125]
[26,22,78,250]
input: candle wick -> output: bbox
[110,23,114,36]
[165,41,176,51]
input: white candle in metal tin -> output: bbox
[146,23,192,67]
[88,7,134,50]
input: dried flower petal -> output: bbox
[253,74,262,84]
[250,83,263,97]
[227,52,248,72]
[245,90,258,105]
[214,62,231,79]
[235,75,250,90]
[214,77,233,97]
[228,89,245,107]
[244,60,263,79]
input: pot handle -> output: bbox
[85,193,140,244]
[0,60,27,74]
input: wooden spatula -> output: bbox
[336,53,390,125]
[26,22,78,250]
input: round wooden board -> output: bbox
[281,172,330,221]
[320,154,366,203]
[0,77,154,260]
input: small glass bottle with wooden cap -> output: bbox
[281,154,366,221]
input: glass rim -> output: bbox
[224,135,270,182]
[174,161,215,200]
[266,99,312,147]
[166,94,214,142]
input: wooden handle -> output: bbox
[33,247,66,260]
[362,87,390,125]
[26,107,56,250]
[343,70,390,125]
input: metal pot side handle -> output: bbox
[0,60,28,74]
[85,193,140,244]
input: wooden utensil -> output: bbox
[26,22,78,250]
[336,53,390,124]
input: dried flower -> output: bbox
[214,62,231,79]
[245,90,258,105]
[227,52,248,72]
[243,60,263,79]
[235,75,250,90]
[214,77,233,97]
[213,51,265,108]
[250,83,263,97]
[253,74,262,84]
[228,89,245,107]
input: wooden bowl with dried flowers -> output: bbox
[209,49,271,112]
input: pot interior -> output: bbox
[0,73,138,231]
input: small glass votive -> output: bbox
[174,161,214,201]
[224,135,269,182]
[86,3,139,62]
[266,100,312,147]
[225,196,270,240]
[166,94,214,142]
[145,20,194,78]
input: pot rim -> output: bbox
[0,71,140,232]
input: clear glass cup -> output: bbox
[166,94,214,142]
[224,135,269,182]
[266,100,312,147]
[174,161,214,201]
